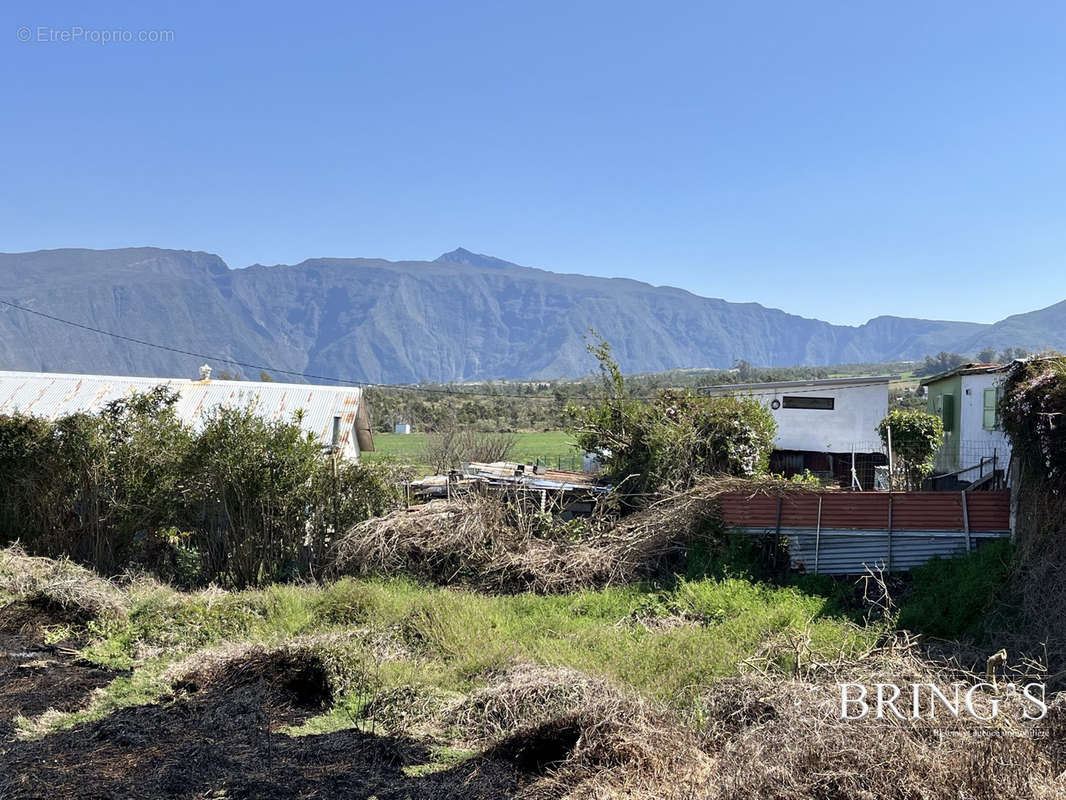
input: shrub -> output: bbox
[896,539,1014,638]
[0,391,401,588]
[567,335,776,494]
[877,409,944,489]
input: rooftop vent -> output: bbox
[199,364,212,381]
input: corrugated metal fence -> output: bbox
[719,490,1011,575]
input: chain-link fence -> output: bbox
[531,440,1011,487]
[530,454,584,472]
[769,439,1009,491]
[769,441,887,490]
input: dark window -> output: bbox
[782,395,834,410]
[941,393,954,433]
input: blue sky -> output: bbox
[2,1,1065,326]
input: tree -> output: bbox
[977,348,998,364]
[732,360,755,381]
[422,426,517,473]
[568,334,776,494]
[915,352,967,378]
[878,410,944,489]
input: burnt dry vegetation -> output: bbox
[0,601,119,742]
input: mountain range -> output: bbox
[0,246,1061,383]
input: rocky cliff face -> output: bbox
[0,246,1056,382]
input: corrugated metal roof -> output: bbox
[919,363,1009,386]
[464,462,610,493]
[698,375,896,393]
[0,370,375,452]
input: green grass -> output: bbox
[23,571,878,738]
[365,430,582,470]
[896,539,1014,638]
[364,432,434,464]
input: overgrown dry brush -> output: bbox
[444,647,1066,800]
[0,544,128,621]
[698,638,1065,800]
[2,546,1064,799]
[328,475,809,593]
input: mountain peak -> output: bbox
[434,248,517,269]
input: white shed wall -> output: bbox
[958,373,1011,470]
[737,383,888,452]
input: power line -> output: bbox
[0,296,914,400]
[0,297,565,399]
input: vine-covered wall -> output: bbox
[998,356,1066,667]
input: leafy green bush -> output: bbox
[877,409,944,489]
[567,336,776,494]
[896,539,1014,638]
[685,531,784,582]
[0,391,401,587]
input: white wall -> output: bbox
[957,373,1011,471]
[736,383,889,453]
[336,422,360,462]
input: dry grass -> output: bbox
[2,543,1064,798]
[695,636,1066,800]
[0,544,128,622]
[436,642,1066,800]
[454,664,714,800]
[328,474,812,593]
[164,635,383,707]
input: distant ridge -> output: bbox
[0,247,1061,383]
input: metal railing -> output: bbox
[768,439,1009,491]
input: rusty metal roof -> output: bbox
[0,370,374,452]
[717,490,1010,532]
[918,363,1009,386]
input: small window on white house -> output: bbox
[782,396,834,410]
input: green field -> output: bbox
[365,430,582,470]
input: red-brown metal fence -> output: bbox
[717,489,1011,575]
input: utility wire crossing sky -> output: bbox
[2,1,1065,326]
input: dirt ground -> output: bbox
[0,602,550,800]
[0,601,118,741]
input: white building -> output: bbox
[698,376,892,452]
[920,363,1010,480]
[0,366,375,461]
[698,376,892,486]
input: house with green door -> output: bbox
[919,363,1011,484]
